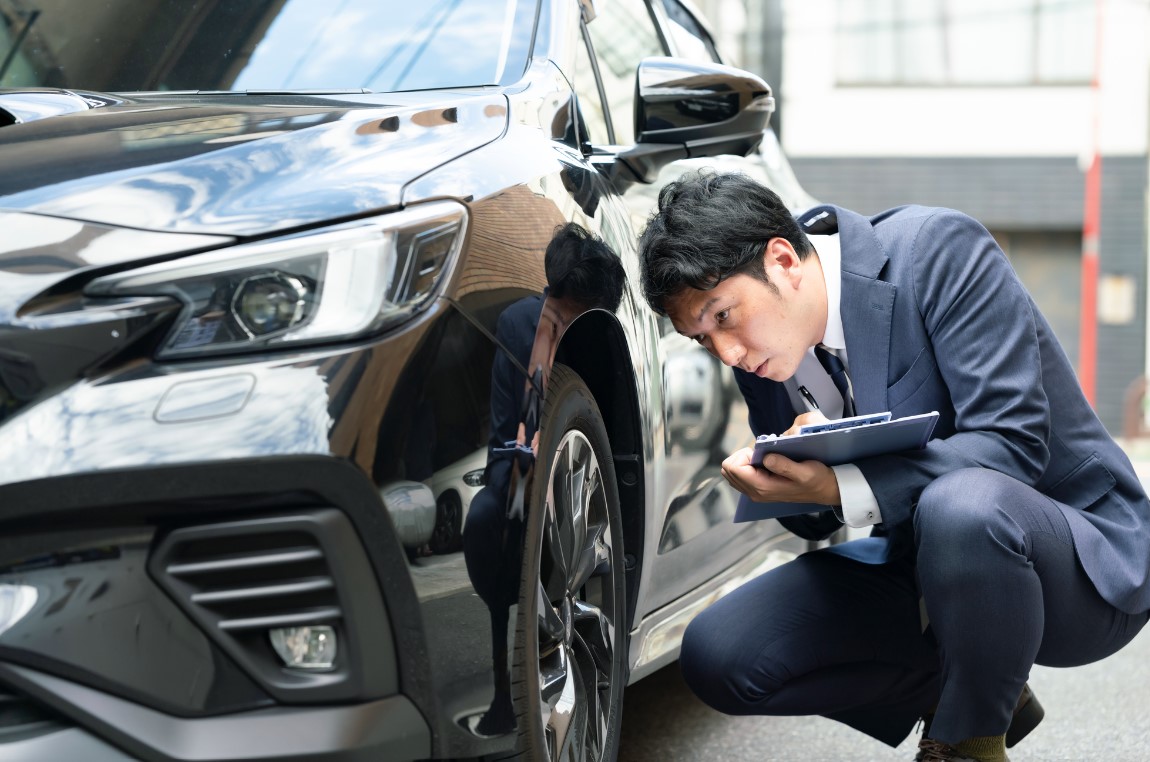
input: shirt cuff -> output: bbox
[830,463,882,527]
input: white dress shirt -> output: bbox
[782,233,883,528]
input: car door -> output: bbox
[578,0,792,616]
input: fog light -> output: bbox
[269,625,337,670]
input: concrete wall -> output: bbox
[790,155,1148,432]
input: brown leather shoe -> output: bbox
[1004,683,1044,748]
[915,737,1010,762]
[917,682,1044,754]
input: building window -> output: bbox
[835,0,1095,86]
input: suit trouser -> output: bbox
[679,468,1150,746]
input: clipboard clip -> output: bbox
[797,411,891,435]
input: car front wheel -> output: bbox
[512,363,627,761]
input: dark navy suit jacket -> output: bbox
[734,205,1150,615]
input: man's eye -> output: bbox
[715,309,730,322]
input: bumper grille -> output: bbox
[148,508,393,702]
[161,532,341,633]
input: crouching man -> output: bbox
[637,172,1150,761]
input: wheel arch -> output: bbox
[555,310,646,631]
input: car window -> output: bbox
[657,0,721,63]
[0,0,538,93]
[571,23,612,145]
[584,0,665,144]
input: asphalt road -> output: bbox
[619,446,1150,761]
[618,623,1150,761]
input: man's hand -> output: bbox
[720,447,842,506]
[515,421,540,456]
[783,410,828,435]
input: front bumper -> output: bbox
[1,663,428,762]
[0,458,435,761]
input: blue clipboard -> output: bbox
[736,410,940,522]
[751,410,939,468]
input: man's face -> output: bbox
[663,240,823,382]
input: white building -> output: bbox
[729,0,1150,434]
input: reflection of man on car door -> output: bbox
[462,223,626,735]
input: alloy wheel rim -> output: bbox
[536,429,617,761]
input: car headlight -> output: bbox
[86,201,467,358]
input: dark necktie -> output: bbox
[815,344,856,418]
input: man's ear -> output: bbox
[762,238,803,285]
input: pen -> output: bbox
[798,385,819,413]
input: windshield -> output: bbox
[0,0,538,93]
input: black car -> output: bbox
[0,1,814,759]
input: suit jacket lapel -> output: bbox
[803,205,896,415]
[841,272,894,414]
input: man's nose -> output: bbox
[711,336,743,367]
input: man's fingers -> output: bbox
[721,448,752,477]
[783,411,829,436]
[723,447,754,467]
[761,454,794,478]
[719,448,837,506]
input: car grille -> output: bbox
[145,509,390,702]
[157,529,341,634]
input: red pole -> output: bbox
[1080,163,1099,405]
[1079,0,1105,406]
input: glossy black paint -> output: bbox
[0,529,274,717]
[0,89,124,125]
[613,57,775,183]
[0,92,507,237]
[0,458,433,759]
[0,0,805,758]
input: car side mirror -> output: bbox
[613,57,775,184]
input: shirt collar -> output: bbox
[810,233,845,352]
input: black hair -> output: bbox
[638,171,813,314]
[545,222,626,313]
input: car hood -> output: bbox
[0,90,508,237]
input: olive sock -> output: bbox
[954,734,1007,762]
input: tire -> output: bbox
[509,363,628,761]
[428,489,462,554]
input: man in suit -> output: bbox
[638,172,1150,761]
